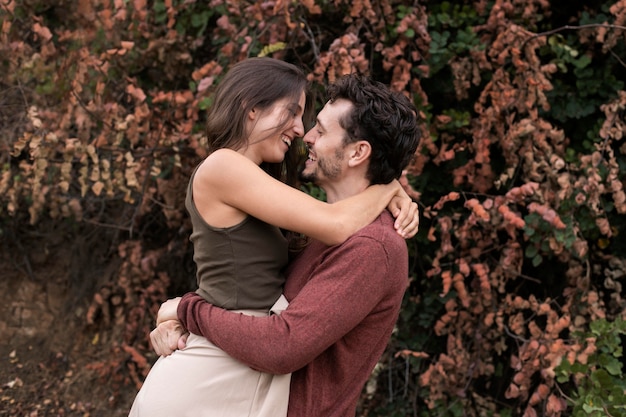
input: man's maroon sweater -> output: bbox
[178,212,409,417]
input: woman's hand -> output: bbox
[387,181,419,238]
[156,297,182,326]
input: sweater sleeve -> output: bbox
[178,235,401,374]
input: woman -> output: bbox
[128,57,417,417]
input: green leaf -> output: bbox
[604,358,623,376]
[525,245,538,258]
[191,12,208,28]
[573,54,592,69]
[590,319,610,334]
[582,402,602,413]
[153,0,166,12]
[198,97,212,110]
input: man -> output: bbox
[154,74,421,416]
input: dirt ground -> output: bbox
[0,237,140,417]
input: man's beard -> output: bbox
[300,148,344,183]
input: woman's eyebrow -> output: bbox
[289,103,304,114]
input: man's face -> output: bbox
[301,99,353,186]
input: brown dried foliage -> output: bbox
[411,2,626,415]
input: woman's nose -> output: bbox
[293,117,305,137]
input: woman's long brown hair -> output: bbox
[205,57,309,187]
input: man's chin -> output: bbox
[299,172,316,184]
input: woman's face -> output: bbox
[244,91,306,165]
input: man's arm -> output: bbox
[178,235,407,374]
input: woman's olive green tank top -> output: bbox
[185,167,288,310]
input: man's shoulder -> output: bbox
[350,211,409,287]
[303,212,404,255]
[357,211,403,240]
[348,211,408,256]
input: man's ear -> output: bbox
[347,140,371,167]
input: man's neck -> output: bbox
[322,177,370,204]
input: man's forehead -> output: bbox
[318,99,352,126]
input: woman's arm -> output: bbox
[196,149,416,246]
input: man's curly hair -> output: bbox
[327,75,421,184]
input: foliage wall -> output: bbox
[1,0,625,416]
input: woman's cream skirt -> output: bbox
[128,302,290,417]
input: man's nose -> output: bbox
[303,129,314,144]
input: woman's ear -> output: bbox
[248,107,257,120]
[347,140,371,167]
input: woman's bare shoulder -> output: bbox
[203,148,245,163]
[199,149,250,171]
[195,149,259,187]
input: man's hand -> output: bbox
[150,319,189,356]
[156,297,182,326]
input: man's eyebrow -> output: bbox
[316,118,326,131]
